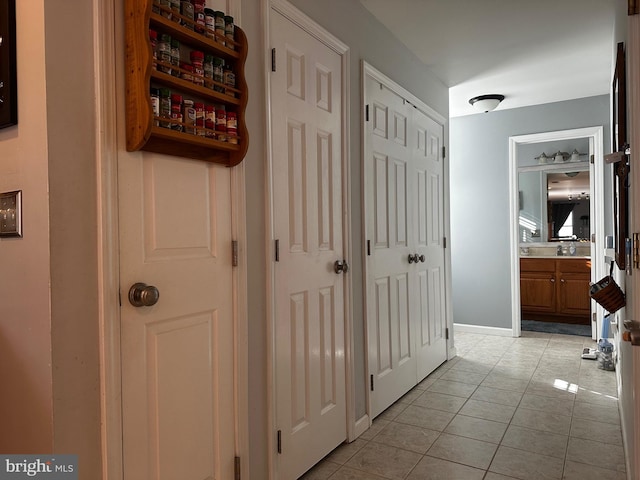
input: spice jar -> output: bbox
[150,87,160,126]
[192,0,205,34]
[149,30,158,71]
[214,11,226,45]
[213,57,225,93]
[224,16,235,49]
[159,88,172,128]
[157,34,172,75]
[205,105,215,137]
[190,50,205,87]
[170,38,181,77]
[170,93,183,131]
[203,54,214,89]
[215,104,227,141]
[194,102,205,136]
[183,99,196,134]
[204,8,216,40]
[159,0,171,19]
[180,62,193,83]
[226,111,238,144]
[180,0,194,29]
[223,63,236,96]
[170,0,180,22]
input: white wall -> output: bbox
[0,1,103,476]
[0,0,54,453]
[450,95,611,329]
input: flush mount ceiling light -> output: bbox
[468,94,505,113]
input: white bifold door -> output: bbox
[364,66,448,419]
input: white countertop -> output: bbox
[521,255,591,259]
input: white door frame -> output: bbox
[508,126,605,339]
[361,61,452,421]
[264,0,353,477]
[96,0,249,478]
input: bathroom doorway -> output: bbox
[508,127,607,339]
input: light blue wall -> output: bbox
[450,95,610,328]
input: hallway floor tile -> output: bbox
[300,331,627,480]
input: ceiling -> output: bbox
[548,171,591,201]
[359,0,618,117]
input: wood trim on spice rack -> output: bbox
[124,0,249,166]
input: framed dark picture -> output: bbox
[0,0,17,129]
[612,42,626,154]
[611,42,628,270]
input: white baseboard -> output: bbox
[353,414,370,440]
[454,323,515,337]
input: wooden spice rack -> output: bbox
[125,0,249,166]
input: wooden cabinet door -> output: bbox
[558,272,591,316]
[520,272,556,313]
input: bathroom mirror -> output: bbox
[519,166,590,243]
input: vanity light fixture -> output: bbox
[570,149,588,162]
[468,94,505,113]
[535,152,550,164]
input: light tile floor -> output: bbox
[300,331,626,480]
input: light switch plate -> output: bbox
[0,190,22,237]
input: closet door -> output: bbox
[412,107,447,381]
[364,66,448,419]
[365,77,418,418]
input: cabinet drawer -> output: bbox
[556,258,591,274]
[520,258,555,273]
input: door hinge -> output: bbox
[590,154,595,164]
[232,240,239,267]
[446,328,449,340]
[234,456,241,480]
[118,290,122,306]
[442,146,446,159]
[271,48,276,72]
[367,240,371,256]
[277,430,282,454]
[275,239,280,262]
[633,233,639,269]
[365,104,370,122]
[443,237,447,248]
[370,374,374,391]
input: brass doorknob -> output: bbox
[128,283,160,307]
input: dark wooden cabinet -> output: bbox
[520,257,591,324]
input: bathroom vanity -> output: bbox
[520,257,591,324]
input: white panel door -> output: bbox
[270,9,347,480]
[412,108,448,380]
[365,78,417,418]
[119,154,236,480]
[364,70,448,419]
